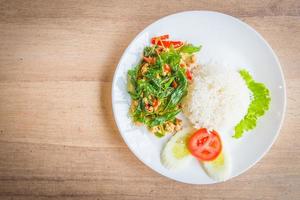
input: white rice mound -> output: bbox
[182,64,250,132]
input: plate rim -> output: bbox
[111,10,287,184]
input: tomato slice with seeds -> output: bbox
[160,40,183,48]
[151,34,169,44]
[188,128,222,161]
[150,35,183,48]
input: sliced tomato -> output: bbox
[188,128,222,161]
[152,99,158,107]
[151,34,169,44]
[151,34,183,48]
[158,40,183,48]
[169,41,183,48]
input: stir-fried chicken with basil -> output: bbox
[127,35,201,137]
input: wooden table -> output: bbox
[0,1,299,199]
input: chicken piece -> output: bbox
[165,121,176,133]
[155,46,164,55]
[182,53,197,67]
[175,118,183,131]
[147,106,154,113]
[191,54,197,64]
[129,100,138,112]
[150,126,160,133]
[134,121,143,126]
[133,100,138,106]
[140,63,149,75]
[143,97,148,105]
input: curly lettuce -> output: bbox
[233,69,271,138]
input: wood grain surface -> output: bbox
[0,0,299,199]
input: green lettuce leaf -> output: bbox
[180,44,202,54]
[233,69,271,138]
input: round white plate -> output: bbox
[112,11,286,184]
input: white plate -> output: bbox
[112,11,286,184]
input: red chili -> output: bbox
[186,69,193,81]
[164,64,171,73]
[152,99,158,107]
[180,63,186,68]
[172,81,178,88]
[143,56,156,64]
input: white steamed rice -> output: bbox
[182,64,250,132]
